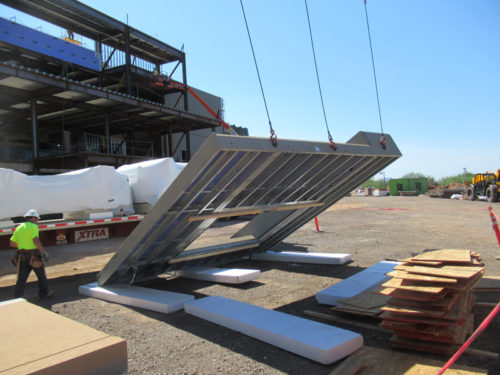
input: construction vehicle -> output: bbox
[465,169,500,202]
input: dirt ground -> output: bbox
[1,196,499,375]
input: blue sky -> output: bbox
[2,1,499,180]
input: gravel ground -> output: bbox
[1,196,499,374]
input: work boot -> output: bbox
[40,290,55,300]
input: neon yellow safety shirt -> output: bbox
[10,222,39,250]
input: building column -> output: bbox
[182,53,188,111]
[168,127,173,157]
[96,35,103,87]
[124,26,132,95]
[31,99,39,173]
[161,134,166,157]
[185,130,191,161]
[105,112,110,153]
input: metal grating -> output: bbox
[98,131,402,285]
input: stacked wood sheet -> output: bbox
[375,249,483,354]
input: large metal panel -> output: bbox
[98,131,401,285]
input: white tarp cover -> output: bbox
[0,166,132,220]
[117,158,186,206]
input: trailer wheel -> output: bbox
[486,186,498,202]
[467,187,476,201]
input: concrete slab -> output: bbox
[177,267,261,284]
[251,251,351,264]
[0,298,127,375]
[184,296,363,364]
[315,261,400,306]
[79,282,193,313]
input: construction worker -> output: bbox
[10,209,53,300]
[152,68,165,87]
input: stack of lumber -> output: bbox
[375,249,483,354]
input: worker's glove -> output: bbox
[41,252,50,262]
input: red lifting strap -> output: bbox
[328,134,337,150]
[269,129,278,147]
[380,135,386,149]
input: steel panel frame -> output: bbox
[98,131,401,285]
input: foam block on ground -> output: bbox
[177,267,261,284]
[251,251,351,264]
[0,298,127,375]
[79,282,193,313]
[315,261,400,306]
[184,295,363,364]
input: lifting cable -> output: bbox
[239,0,277,146]
[304,0,336,150]
[363,0,386,149]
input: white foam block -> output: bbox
[315,261,400,306]
[79,282,193,313]
[184,296,363,364]
[251,251,351,264]
[177,267,261,284]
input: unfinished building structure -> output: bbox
[0,0,239,174]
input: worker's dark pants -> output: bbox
[15,253,49,299]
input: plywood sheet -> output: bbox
[328,346,487,375]
[410,249,472,263]
[404,364,486,375]
[381,305,450,318]
[388,292,459,312]
[387,270,457,284]
[389,335,457,354]
[380,312,462,327]
[334,291,388,317]
[395,264,483,279]
[0,299,127,375]
[381,278,445,294]
[334,304,382,318]
[374,287,448,301]
[338,290,391,310]
[401,258,443,266]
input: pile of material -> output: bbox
[375,249,484,354]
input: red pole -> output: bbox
[488,206,500,247]
[314,217,320,232]
[436,302,500,375]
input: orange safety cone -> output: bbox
[488,206,500,247]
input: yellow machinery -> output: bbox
[466,169,500,202]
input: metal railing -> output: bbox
[36,132,154,158]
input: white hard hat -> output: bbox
[24,209,40,219]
